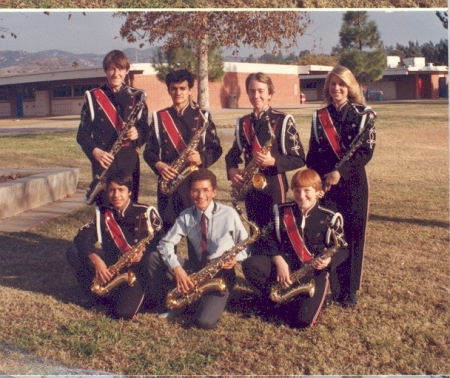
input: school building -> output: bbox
[0,58,447,118]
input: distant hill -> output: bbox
[0,47,159,76]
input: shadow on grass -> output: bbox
[369,213,449,229]
[0,231,81,304]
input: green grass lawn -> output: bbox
[0,102,449,375]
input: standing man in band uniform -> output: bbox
[77,50,150,204]
[144,69,222,231]
[225,72,306,253]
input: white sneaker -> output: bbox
[158,309,182,319]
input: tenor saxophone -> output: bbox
[91,210,162,297]
[231,116,275,201]
[269,229,345,304]
[158,108,210,195]
[166,202,260,310]
[85,87,147,205]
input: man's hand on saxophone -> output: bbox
[92,147,114,170]
[88,253,113,284]
[173,266,195,293]
[228,167,245,189]
[253,150,275,169]
[124,125,139,141]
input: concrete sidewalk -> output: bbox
[0,189,86,233]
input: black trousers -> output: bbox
[321,170,369,294]
[146,251,235,329]
[242,255,330,328]
[66,245,149,320]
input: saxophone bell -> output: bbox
[269,279,316,305]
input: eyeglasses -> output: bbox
[190,188,213,195]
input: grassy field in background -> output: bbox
[0,102,449,375]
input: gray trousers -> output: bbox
[146,251,235,329]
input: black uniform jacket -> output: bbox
[77,83,150,168]
[74,201,161,267]
[265,201,347,272]
[143,102,222,175]
[225,107,306,186]
[306,102,376,180]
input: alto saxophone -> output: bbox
[334,103,377,172]
[85,87,147,205]
[269,229,346,304]
[231,116,275,201]
[159,108,210,195]
[166,202,260,310]
[91,210,162,297]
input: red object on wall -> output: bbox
[300,93,306,104]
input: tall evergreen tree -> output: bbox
[335,11,386,84]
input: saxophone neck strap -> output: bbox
[159,109,187,155]
[103,208,132,254]
[92,88,130,147]
[282,207,313,264]
[243,114,279,153]
[317,107,342,159]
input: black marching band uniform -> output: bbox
[77,83,150,203]
[225,107,306,249]
[66,202,162,319]
[143,102,222,230]
[243,201,348,328]
[306,102,376,301]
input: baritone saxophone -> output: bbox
[91,208,162,297]
[166,202,259,310]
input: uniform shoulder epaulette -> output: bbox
[317,204,336,216]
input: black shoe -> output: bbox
[340,292,357,308]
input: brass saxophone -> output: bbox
[231,116,275,201]
[85,87,147,205]
[91,209,162,297]
[269,229,345,304]
[159,108,210,195]
[334,103,377,172]
[166,202,260,310]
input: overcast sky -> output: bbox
[0,10,447,58]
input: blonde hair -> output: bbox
[290,168,322,192]
[323,66,365,106]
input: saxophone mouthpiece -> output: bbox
[232,201,243,216]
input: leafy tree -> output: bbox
[152,44,225,84]
[436,11,448,29]
[297,53,338,66]
[117,11,311,108]
[0,27,17,39]
[335,11,386,84]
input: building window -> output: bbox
[74,83,100,97]
[53,85,72,98]
[301,81,317,90]
[0,88,9,101]
[23,87,36,100]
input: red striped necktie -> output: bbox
[201,212,208,265]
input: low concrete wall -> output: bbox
[0,168,79,220]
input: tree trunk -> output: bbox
[197,33,209,109]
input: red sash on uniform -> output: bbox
[317,108,342,158]
[282,207,313,263]
[159,110,190,154]
[104,209,132,254]
[92,88,130,147]
[242,116,279,153]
